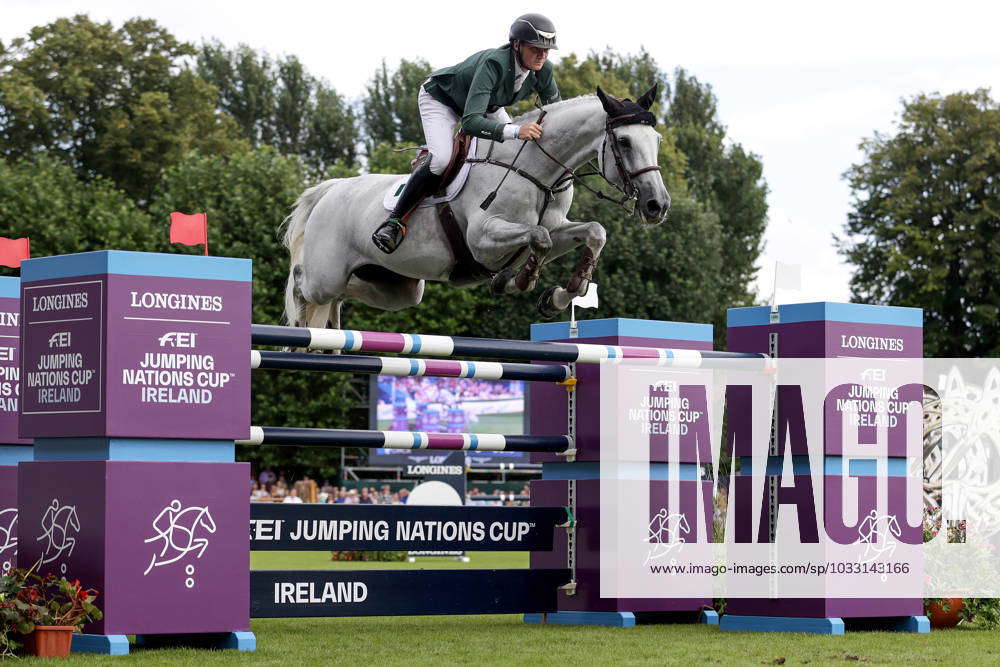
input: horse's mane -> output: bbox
[509,93,599,124]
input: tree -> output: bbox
[0,15,245,201]
[196,41,359,172]
[839,89,1000,357]
[0,155,157,278]
[664,69,768,315]
[361,59,433,155]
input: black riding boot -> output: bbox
[372,162,441,254]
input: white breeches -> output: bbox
[418,84,511,175]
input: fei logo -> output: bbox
[47,332,71,348]
[0,507,17,575]
[36,499,80,574]
[157,332,197,348]
[143,500,216,588]
[644,508,689,566]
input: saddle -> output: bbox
[408,132,473,196]
[404,133,494,286]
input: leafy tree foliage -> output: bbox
[0,155,157,279]
[361,59,433,154]
[664,69,768,316]
[839,90,1000,356]
[0,15,245,201]
[196,42,359,172]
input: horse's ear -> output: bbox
[596,86,620,115]
[637,83,658,110]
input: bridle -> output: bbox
[466,101,662,221]
[600,110,661,203]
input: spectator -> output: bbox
[283,489,303,504]
[360,488,373,504]
[250,482,269,501]
[258,467,276,491]
[294,475,316,503]
[399,488,410,504]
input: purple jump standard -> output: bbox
[0,275,30,577]
[16,251,255,655]
[723,302,928,635]
[526,318,719,628]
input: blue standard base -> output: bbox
[72,631,256,654]
[135,631,257,652]
[721,615,930,635]
[524,610,719,628]
[524,611,637,627]
[71,634,130,655]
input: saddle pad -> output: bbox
[382,137,478,211]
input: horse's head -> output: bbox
[200,509,218,534]
[596,85,670,225]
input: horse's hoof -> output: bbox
[537,287,561,319]
[490,268,514,296]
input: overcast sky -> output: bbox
[5,1,999,307]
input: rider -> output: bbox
[371,13,562,254]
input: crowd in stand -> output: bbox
[251,467,530,506]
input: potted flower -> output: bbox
[0,563,102,658]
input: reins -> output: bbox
[466,101,661,221]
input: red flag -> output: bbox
[169,212,209,255]
[0,237,30,268]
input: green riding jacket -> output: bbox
[423,44,561,142]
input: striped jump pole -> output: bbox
[251,350,571,382]
[239,426,574,454]
[251,324,768,366]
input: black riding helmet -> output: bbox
[509,13,558,49]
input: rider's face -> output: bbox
[518,43,550,70]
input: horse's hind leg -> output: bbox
[287,263,349,350]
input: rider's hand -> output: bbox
[518,122,543,141]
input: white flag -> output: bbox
[774,262,802,291]
[572,282,599,309]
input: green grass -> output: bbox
[36,552,1000,665]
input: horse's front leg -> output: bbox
[537,219,607,317]
[467,215,553,294]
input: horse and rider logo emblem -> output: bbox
[36,499,80,574]
[644,508,689,566]
[858,510,901,581]
[143,499,216,588]
[0,507,17,575]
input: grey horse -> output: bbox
[283,85,670,330]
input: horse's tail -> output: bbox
[280,179,339,326]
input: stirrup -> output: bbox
[373,219,407,254]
